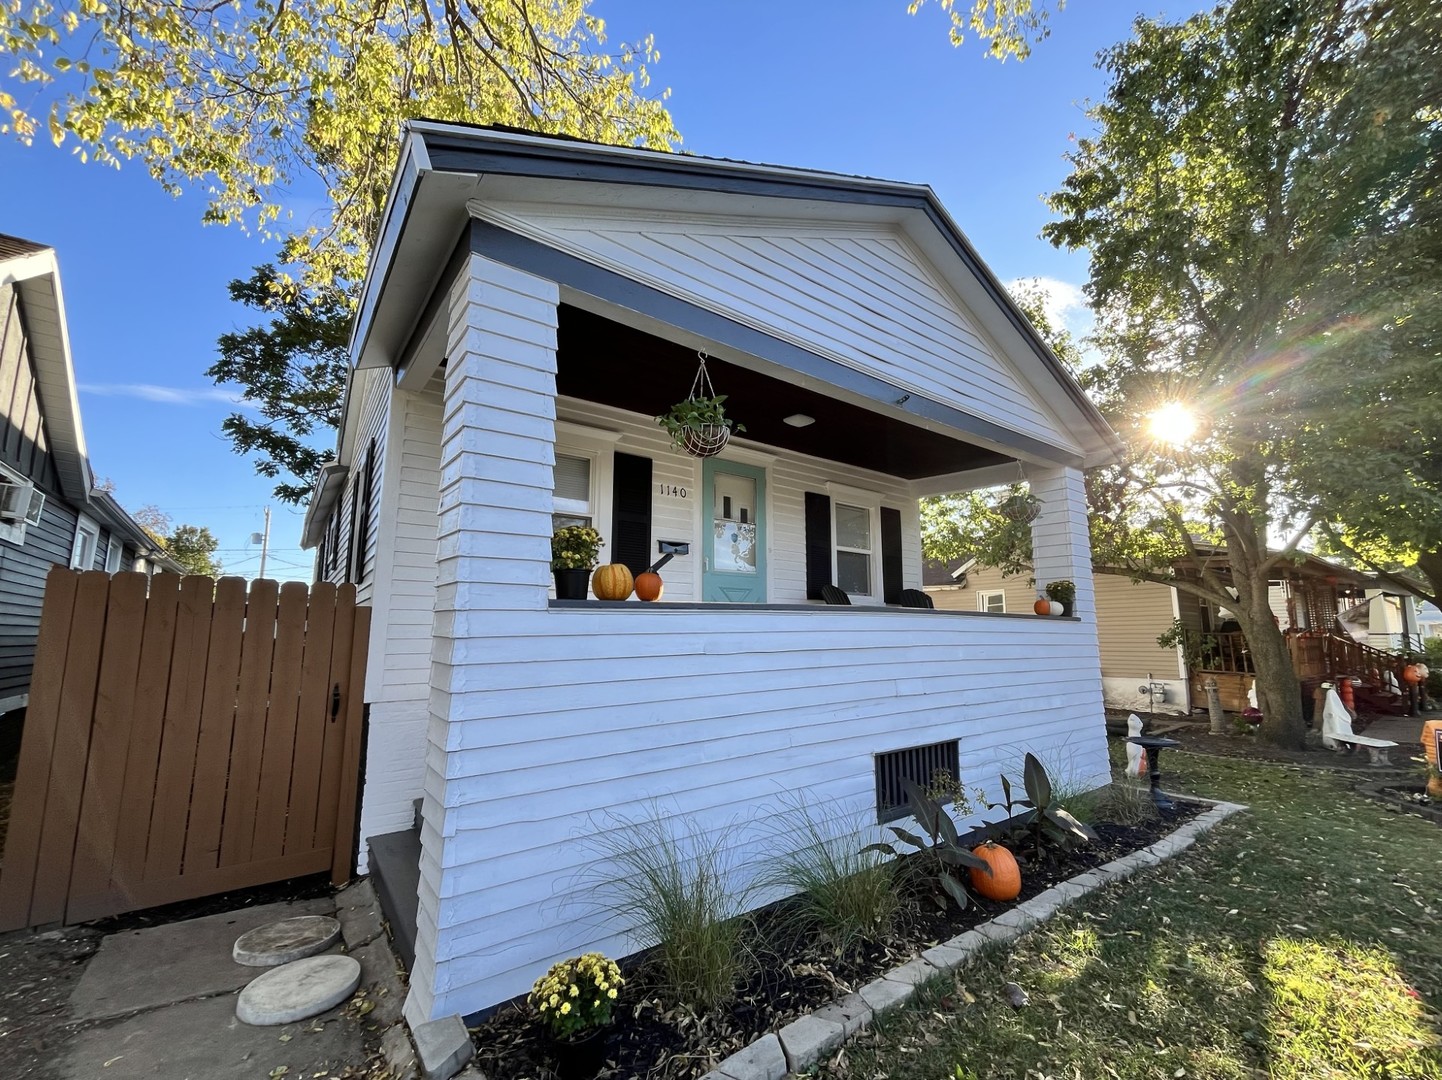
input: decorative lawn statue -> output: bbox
[1125,713,1148,778]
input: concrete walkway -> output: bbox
[44,883,404,1080]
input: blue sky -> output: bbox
[0,0,1207,581]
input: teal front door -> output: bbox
[702,458,766,603]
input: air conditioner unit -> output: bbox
[0,479,41,524]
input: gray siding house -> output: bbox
[0,235,180,719]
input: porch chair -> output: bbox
[820,584,852,606]
[899,588,935,609]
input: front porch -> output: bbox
[326,125,1125,1025]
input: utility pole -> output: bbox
[256,505,271,581]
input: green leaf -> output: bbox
[938,872,971,910]
[1024,753,1052,808]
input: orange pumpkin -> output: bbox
[968,841,1021,901]
[591,563,634,601]
[1403,664,1423,685]
[635,570,664,602]
[1033,596,1051,616]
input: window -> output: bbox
[976,590,1006,614]
[71,515,100,569]
[552,452,594,531]
[104,537,122,573]
[834,502,874,597]
[0,461,44,545]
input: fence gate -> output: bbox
[0,568,370,930]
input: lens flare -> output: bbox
[1147,402,1199,446]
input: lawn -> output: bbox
[818,748,1442,1080]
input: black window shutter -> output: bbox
[804,491,832,600]
[611,452,653,576]
[343,477,358,583]
[880,506,903,604]
[356,438,377,585]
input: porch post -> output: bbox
[406,253,560,1025]
[1029,465,1096,621]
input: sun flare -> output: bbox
[1146,402,1200,447]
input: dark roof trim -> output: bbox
[470,219,1083,469]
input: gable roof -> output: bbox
[346,124,1122,471]
[0,233,90,503]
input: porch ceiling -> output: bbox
[556,306,1009,480]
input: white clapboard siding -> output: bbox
[355,374,444,850]
[402,256,1108,1023]
[480,205,1071,449]
[420,605,1108,1014]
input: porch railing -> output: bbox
[1180,630,1253,674]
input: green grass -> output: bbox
[817,747,1442,1080]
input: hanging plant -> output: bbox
[656,352,745,458]
[998,491,1042,523]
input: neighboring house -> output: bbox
[0,234,181,719]
[930,549,1425,714]
[927,562,1188,714]
[302,124,1123,1024]
[1419,602,1441,643]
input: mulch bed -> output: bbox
[1155,719,1428,772]
[469,800,1204,1080]
[1354,781,1442,826]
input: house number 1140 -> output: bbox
[659,483,688,499]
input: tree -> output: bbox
[1038,0,1442,748]
[207,266,353,503]
[128,505,223,575]
[165,525,222,577]
[906,0,1064,60]
[2,0,678,291]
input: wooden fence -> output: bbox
[0,569,370,930]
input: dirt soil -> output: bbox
[469,800,1203,1080]
[0,875,336,1080]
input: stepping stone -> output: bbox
[236,955,362,1026]
[233,915,341,967]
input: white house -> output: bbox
[301,124,1123,1024]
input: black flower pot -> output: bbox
[552,1026,608,1080]
[554,568,590,600]
[1061,599,1074,617]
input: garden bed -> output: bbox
[1354,780,1442,826]
[468,798,1205,1080]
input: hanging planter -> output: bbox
[999,491,1042,524]
[656,351,745,458]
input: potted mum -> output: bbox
[552,526,603,600]
[529,953,624,1079]
[1044,579,1076,617]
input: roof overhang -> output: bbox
[0,244,91,502]
[345,123,1123,472]
[86,489,186,572]
[299,462,350,549]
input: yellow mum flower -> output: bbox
[549,994,559,1007]
[607,988,617,999]
[569,985,579,997]
[593,999,600,1007]
[560,1002,571,1014]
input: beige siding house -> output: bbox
[927,563,1189,714]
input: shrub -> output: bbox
[529,953,623,1039]
[992,753,1096,859]
[594,809,751,1011]
[862,779,990,911]
[763,797,898,952]
[1092,780,1156,827]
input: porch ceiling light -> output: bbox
[783,413,815,428]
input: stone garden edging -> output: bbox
[698,798,1249,1080]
